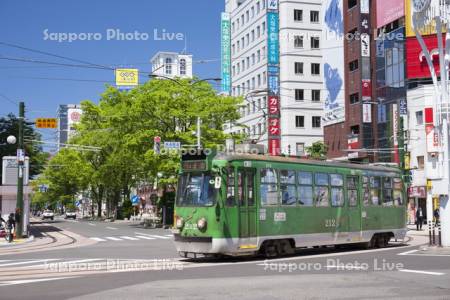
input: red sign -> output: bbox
[269,138,281,156]
[362,80,371,98]
[408,186,426,198]
[406,35,447,79]
[268,118,281,136]
[347,136,359,150]
[375,0,404,28]
[424,107,433,124]
[268,96,280,115]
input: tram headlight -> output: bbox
[176,217,184,229]
[197,217,207,231]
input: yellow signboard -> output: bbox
[405,0,447,37]
[36,118,57,129]
[115,68,139,86]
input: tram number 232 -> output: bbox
[325,219,337,228]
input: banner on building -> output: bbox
[426,125,440,153]
[405,0,446,37]
[363,103,372,123]
[267,12,280,65]
[361,34,370,57]
[322,0,345,126]
[362,79,371,99]
[221,12,231,94]
[393,104,399,164]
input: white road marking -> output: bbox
[0,259,59,267]
[28,258,104,268]
[165,234,173,237]
[325,265,367,270]
[0,276,78,287]
[135,235,156,240]
[90,237,107,242]
[105,237,123,241]
[135,232,171,239]
[106,227,118,230]
[399,269,445,276]
[88,223,96,226]
[119,236,139,241]
[398,249,419,256]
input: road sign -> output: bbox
[154,136,161,143]
[163,141,181,149]
[131,195,140,206]
[36,118,57,129]
[115,68,139,86]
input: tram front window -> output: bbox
[177,173,216,206]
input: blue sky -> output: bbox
[0,0,224,148]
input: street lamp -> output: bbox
[7,135,17,145]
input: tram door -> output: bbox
[347,175,363,237]
[237,168,257,238]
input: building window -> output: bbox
[257,74,261,86]
[294,35,304,48]
[311,63,320,75]
[350,125,360,135]
[251,30,255,42]
[310,11,319,23]
[263,71,267,84]
[416,110,423,125]
[417,156,425,169]
[179,59,186,75]
[257,50,261,62]
[294,9,303,21]
[165,58,172,75]
[349,59,359,71]
[295,116,305,128]
[257,26,261,38]
[310,36,320,49]
[312,116,321,128]
[262,21,266,34]
[312,90,320,101]
[348,0,357,9]
[252,53,255,65]
[295,89,304,101]
[349,93,359,104]
[257,1,261,13]
[295,62,304,75]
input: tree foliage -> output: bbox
[40,78,243,217]
[306,141,328,160]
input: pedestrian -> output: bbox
[6,213,15,242]
[416,207,424,230]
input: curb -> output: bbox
[0,235,35,248]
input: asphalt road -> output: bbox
[0,218,449,299]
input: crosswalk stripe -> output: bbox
[135,235,156,240]
[135,232,171,239]
[106,227,118,230]
[105,237,123,241]
[0,259,59,267]
[90,237,107,242]
[120,236,139,241]
[0,276,78,286]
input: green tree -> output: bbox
[0,113,48,183]
[306,141,328,160]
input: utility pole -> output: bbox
[16,101,25,238]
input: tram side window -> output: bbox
[382,177,393,206]
[226,170,235,206]
[298,171,313,206]
[370,177,381,205]
[314,173,329,207]
[248,172,255,206]
[238,171,244,206]
[260,168,278,206]
[280,170,297,205]
[362,176,370,206]
[330,174,344,207]
[393,177,404,206]
[347,176,358,207]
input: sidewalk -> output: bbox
[0,235,34,247]
[417,245,450,255]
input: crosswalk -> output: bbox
[0,257,186,287]
[89,234,173,242]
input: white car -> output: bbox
[42,210,54,220]
[65,211,76,219]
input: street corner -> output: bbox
[0,235,34,248]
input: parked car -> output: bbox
[42,210,54,220]
[65,211,76,219]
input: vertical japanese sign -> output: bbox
[392,104,399,164]
[221,12,231,94]
[267,2,280,156]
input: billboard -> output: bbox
[115,68,139,87]
[221,13,231,94]
[405,0,446,37]
[2,156,29,185]
[68,108,82,126]
[322,0,345,126]
[406,35,446,79]
[376,0,404,28]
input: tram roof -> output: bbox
[214,152,401,173]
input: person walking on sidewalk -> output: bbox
[416,207,424,231]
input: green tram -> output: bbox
[173,148,407,258]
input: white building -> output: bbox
[150,52,193,79]
[224,0,323,156]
